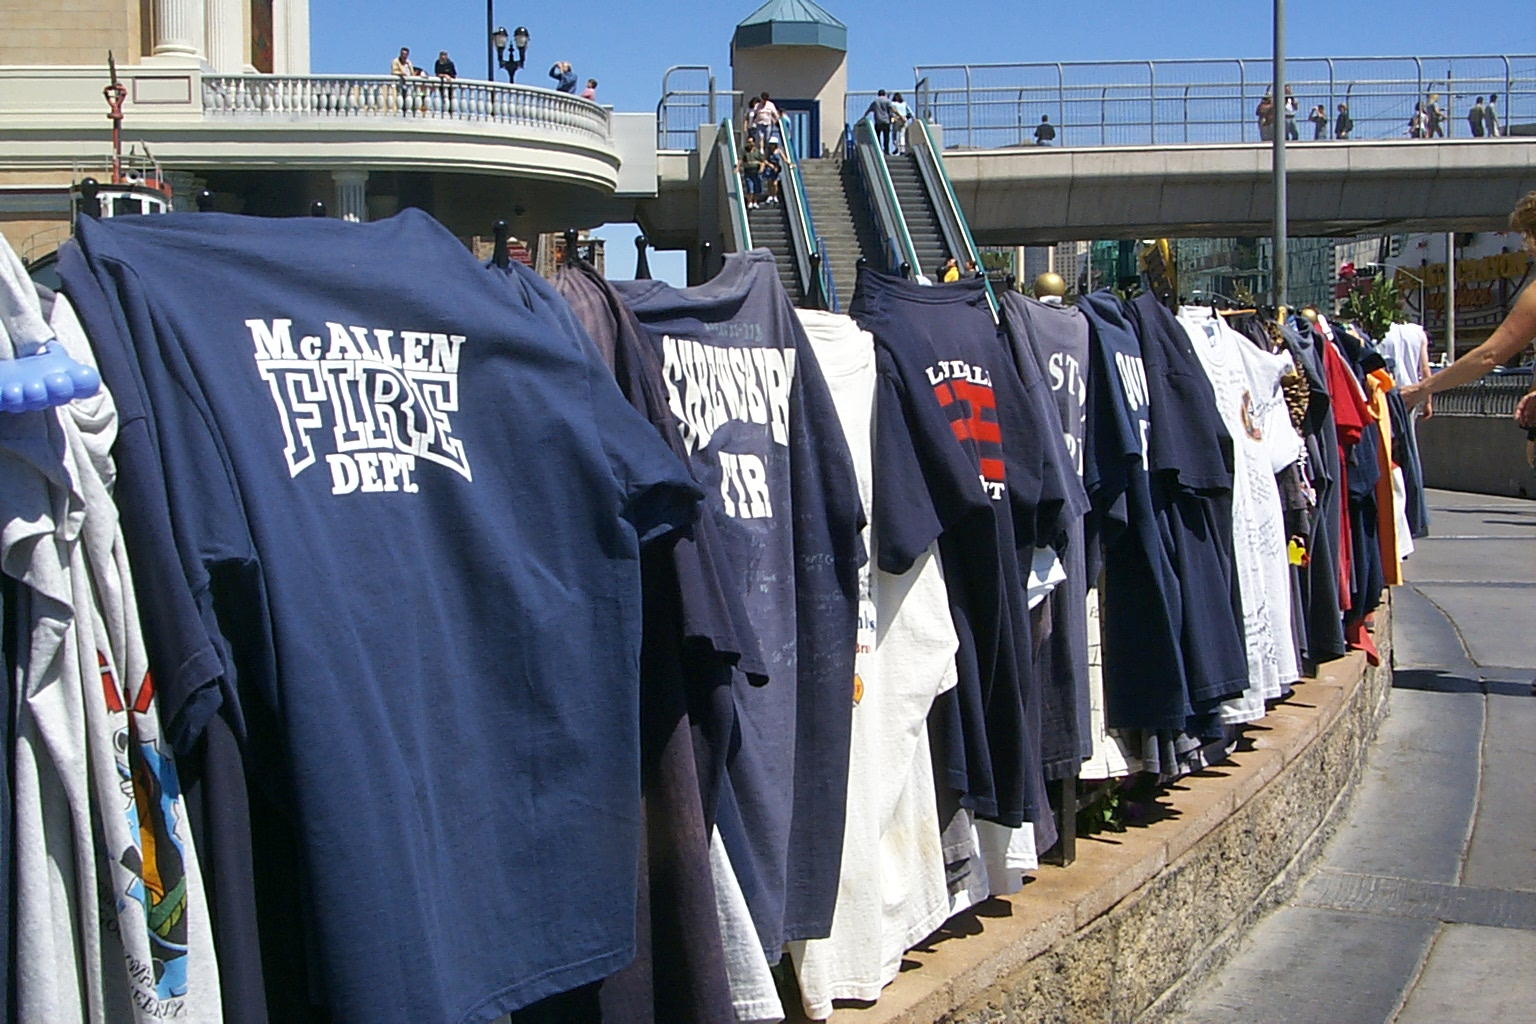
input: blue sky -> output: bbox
[310,0,1531,280]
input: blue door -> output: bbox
[776,100,821,158]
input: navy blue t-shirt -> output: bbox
[1077,292,1191,731]
[1001,292,1093,776]
[1127,293,1248,706]
[851,269,1048,829]
[64,210,701,1024]
[613,251,863,955]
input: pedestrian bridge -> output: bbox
[941,136,1536,245]
[648,54,1536,247]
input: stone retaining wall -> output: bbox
[810,602,1393,1024]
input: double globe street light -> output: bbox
[490,25,530,84]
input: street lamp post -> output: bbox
[491,25,530,84]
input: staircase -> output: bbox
[886,153,953,283]
[795,157,885,308]
[746,201,803,304]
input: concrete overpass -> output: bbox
[942,137,1536,245]
[639,134,1536,251]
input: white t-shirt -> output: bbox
[1380,322,1428,388]
[786,310,959,1019]
[1179,309,1302,722]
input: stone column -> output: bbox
[332,170,369,223]
[150,0,207,62]
[204,0,244,72]
[275,0,312,75]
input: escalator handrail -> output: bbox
[908,117,998,319]
[852,115,921,280]
[717,118,753,252]
[778,122,836,311]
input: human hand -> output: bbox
[1515,389,1536,429]
[1401,381,1429,411]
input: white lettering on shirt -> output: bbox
[248,318,470,494]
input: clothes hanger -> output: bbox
[0,342,101,413]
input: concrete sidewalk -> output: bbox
[1182,489,1536,1024]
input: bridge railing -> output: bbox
[910,55,1535,148]
[202,74,612,142]
[1432,376,1530,418]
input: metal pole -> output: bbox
[1445,232,1457,361]
[486,0,493,81]
[1272,0,1288,312]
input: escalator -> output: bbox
[885,153,951,284]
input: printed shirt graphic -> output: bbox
[248,318,471,494]
[64,210,700,1024]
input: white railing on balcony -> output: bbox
[202,75,612,144]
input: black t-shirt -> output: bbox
[852,268,1050,828]
[613,251,864,954]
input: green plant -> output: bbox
[1340,275,1402,339]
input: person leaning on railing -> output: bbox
[1401,190,1536,429]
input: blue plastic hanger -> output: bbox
[0,342,101,413]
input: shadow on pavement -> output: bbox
[1393,667,1533,697]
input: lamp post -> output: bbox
[491,24,529,84]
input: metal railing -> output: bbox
[853,115,919,278]
[656,66,742,149]
[203,74,612,142]
[779,122,835,311]
[910,55,1535,148]
[1432,377,1530,417]
[907,117,997,318]
[715,118,752,253]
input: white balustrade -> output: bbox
[201,74,612,145]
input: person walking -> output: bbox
[1308,104,1328,140]
[752,92,781,150]
[1402,190,1536,430]
[1282,85,1299,141]
[890,92,913,154]
[1256,93,1276,141]
[739,137,765,209]
[1034,114,1057,146]
[761,139,783,205]
[548,61,577,93]
[865,89,894,153]
[1468,96,1487,137]
[1426,93,1446,138]
[1335,102,1353,139]
[1409,103,1427,138]
[1485,93,1501,137]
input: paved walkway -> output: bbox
[1183,489,1536,1024]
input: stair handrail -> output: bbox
[852,116,921,280]
[779,121,836,311]
[716,118,753,252]
[907,116,998,319]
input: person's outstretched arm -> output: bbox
[1402,282,1536,415]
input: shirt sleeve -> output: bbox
[57,241,259,754]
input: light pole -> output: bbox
[1272,0,1288,313]
[492,25,530,84]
